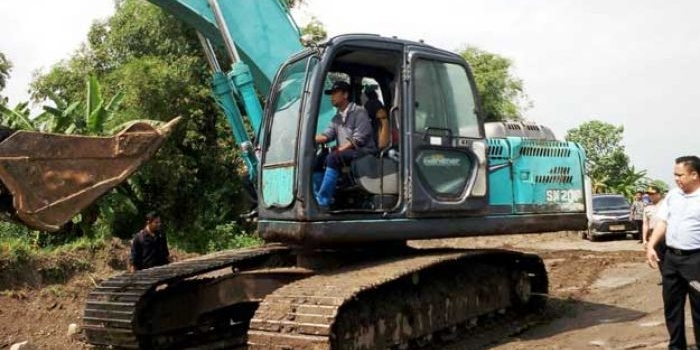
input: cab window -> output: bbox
[413,59,480,138]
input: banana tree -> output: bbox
[0,101,35,130]
[40,75,125,135]
[609,166,647,198]
[36,91,81,133]
[81,75,125,135]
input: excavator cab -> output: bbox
[258,34,587,246]
[258,35,492,245]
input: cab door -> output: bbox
[405,48,489,216]
[260,55,316,208]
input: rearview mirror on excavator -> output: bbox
[0,117,180,232]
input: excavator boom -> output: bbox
[0,118,179,231]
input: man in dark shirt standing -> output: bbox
[129,211,170,272]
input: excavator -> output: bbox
[0,1,588,349]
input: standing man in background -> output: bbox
[642,185,666,280]
[130,211,170,272]
[630,189,645,243]
[646,156,700,350]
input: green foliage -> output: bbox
[566,120,644,195]
[39,92,81,132]
[30,52,96,104]
[0,221,105,261]
[0,51,11,105]
[649,179,670,192]
[206,222,263,252]
[300,16,327,43]
[285,0,305,8]
[0,222,35,262]
[458,46,530,122]
[0,101,35,130]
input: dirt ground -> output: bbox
[414,232,672,350]
[0,232,684,349]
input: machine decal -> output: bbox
[545,188,583,203]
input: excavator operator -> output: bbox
[313,80,376,209]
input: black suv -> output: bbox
[581,194,638,241]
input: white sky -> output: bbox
[2,0,699,186]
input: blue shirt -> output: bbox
[657,187,700,249]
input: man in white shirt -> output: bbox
[647,156,700,350]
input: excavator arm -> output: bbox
[147,0,303,181]
[0,118,180,231]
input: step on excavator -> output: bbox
[4,1,589,349]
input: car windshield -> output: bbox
[593,196,629,211]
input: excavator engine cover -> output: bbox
[0,118,180,231]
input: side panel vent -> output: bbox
[487,139,508,159]
[535,166,574,183]
[519,140,572,158]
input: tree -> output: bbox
[0,101,34,130]
[566,120,640,195]
[608,166,647,198]
[300,16,327,43]
[648,179,670,192]
[0,52,12,106]
[458,47,530,122]
[287,0,304,7]
[30,0,247,252]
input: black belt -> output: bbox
[666,247,700,256]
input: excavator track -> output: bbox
[84,246,546,350]
[248,248,547,350]
[83,244,295,349]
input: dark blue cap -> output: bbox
[324,81,350,95]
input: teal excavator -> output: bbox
[0,1,589,349]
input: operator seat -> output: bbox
[351,82,400,197]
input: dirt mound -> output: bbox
[0,237,198,349]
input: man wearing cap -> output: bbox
[647,156,700,350]
[314,81,376,209]
[630,189,645,242]
[643,185,666,276]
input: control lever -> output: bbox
[387,149,400,162]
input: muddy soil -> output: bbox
[0,232,684,349]
[413,232,674,350]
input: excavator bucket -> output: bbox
[0,117,181,232]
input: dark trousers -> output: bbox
[325,149,359,170]
[662,250,700,349]
[635,220,643,240]
[656,238,667,274]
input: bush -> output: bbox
[205,222,263,252]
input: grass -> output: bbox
[0,219,264,290]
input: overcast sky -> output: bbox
[2,0,699,186]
